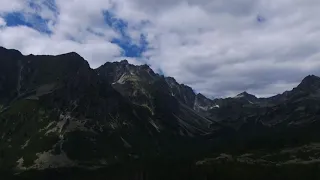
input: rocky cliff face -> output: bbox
[1,46,320,174]
[96,60,215,135]
[0,47,216,171]
[0,49,150,169]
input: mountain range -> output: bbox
[1,46,320,179]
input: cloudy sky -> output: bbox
[0,0,320,98]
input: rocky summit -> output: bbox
[1,46,320,179]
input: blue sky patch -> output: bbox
[2,0,57,34]
[103,10,148,57]
[3,12,52,34]
[2,4,148,58]
[111,34,148,57]
[103,10,128,36]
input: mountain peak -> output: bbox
[235,91,256,98]
[297,75,320,90]
[233,91,260,104]
[301,74,320,83]
[120,59,129,64]
[139,64,150,69]
[239,91,250,95]
[197,93,207,99]
[59,51,82,58]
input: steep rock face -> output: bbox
[0,47,23,105]
[165,77,196,108]
[193,93,219,116]
[0,47,216,170]
[0,50,153,169]
[0,50,160,169]
[96,60,158,112]
[96,61,199,110]
[96,61,215,135]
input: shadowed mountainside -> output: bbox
[1,46,320,179]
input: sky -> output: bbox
[0,0,320,98]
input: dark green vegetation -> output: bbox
[4,161,320,180]
[1,46,320,179]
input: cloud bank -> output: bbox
[1,0,320,97]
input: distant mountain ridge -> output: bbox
[1,46,320,174]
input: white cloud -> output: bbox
[0,26,122,68]
[0,0,25,13]
[1,0,320,97]
[0,17,6,27]
[0,0,123,69]
[111,0,320,97]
